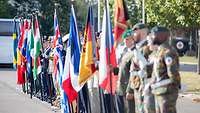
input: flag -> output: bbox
[62,5,81,102]
[53,9,64,96]
[78,6,96,86]
[17,21,25,84]
[13,19,19,69]
[33,16,41,80]
[26,19,34,76]
[99,1,118,94]
[53,9,68,113]
[114,0,129,47]
[53,9,62,48]
[21,19,29,74]
[62,41,76,103]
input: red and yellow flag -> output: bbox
[17,21,25,84]
[114,0,129,47]
[78,6,96,85]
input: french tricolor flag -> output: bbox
[62,5,82,103]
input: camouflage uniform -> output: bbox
[142,46,155,113]
[128,40,155,113]
[122,27,155,113]
[116,47,135,113]
[122,23,156,113]
[149,26,181,113]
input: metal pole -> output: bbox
[197,29,200,74]
[98,0,101,32]
[142,0,145,24]
[104,0,114,113]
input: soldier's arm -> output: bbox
[126,81,134,93]
[164,51,180,85]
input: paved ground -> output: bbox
[0,68,56,113]
[177,95,200,113]
[180,64,197,72]
[0,68,200,113]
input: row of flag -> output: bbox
[13,0,129,112]
[13,16,42,85]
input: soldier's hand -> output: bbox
[126,93,134,100]
[143,83,151,96]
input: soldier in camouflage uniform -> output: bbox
[115,45,135,113]
[124,23,155,113]
[148,26,181,113]
[121,29,136,113]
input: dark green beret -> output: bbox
[122,29,134,39]
[133,23,147,31]
[150,26,169,34]
[150,26,170,44]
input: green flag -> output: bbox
[33,16,41,80]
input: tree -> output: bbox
[145,0,200,29]
[73,0,88,32]
[7,0,71,36]
[0,0,16,18]
[126,0,142,26]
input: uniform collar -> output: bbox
[136,39,147,49]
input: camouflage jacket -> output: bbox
[150,42,181,95]
[126,40,153,93]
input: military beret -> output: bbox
[150,26,169,34]
[122,29,134,39]
[132,23,147,31]
[150,26,170,44]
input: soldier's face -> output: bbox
[147,34,157,50]
[124,36,135,48]
[133,31,140,43]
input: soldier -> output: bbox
[115,43,135,113]
[121,29,136,113]
[125,23,155,113]
[148,26,181,113]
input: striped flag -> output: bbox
[62,5,81,102]
[99,1,118,94]
[17,21,25,84]
[26,19,34,76]
[21,19,29,74]
[13,19,19,69]
[114,0,129,47]
[33,16,41,80]
[78,6,96,86]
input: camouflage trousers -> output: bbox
[134,89,156,113]
[134,89,144,113]
[155,92,178,113]
[144,93,156,113]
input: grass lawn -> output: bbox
[180,71,200,94]
[179,56,198,64]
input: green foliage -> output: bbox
[73,0,88,32]
[145,0,200,28]
[6,0,71,36]
[0,0,16,18]
[126,0,142,26]
[2,0,199,36]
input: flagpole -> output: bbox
[35,12,44,101]
[104,0,114,113]
[142,0,145,23]
[98,0,101,32]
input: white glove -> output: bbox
[142,83,151,96]
[138,70,145,78]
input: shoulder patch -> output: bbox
[165,57,173,65]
